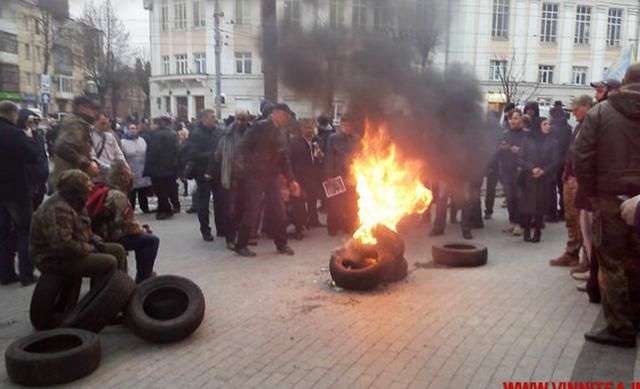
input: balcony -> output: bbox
[151,73,210,89]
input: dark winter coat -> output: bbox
[143,127,179,178]
[518,133,559,215]
[289,135,322,193]
[184,123,223,180]
[325,130,361,182]
[27,128,50,194]
[0,117,38,201]
[550,116,572,171]
[237,118,295,181]
[499,128,526,177]
[573,83,640,197]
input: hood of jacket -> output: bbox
[109,160,133,193]
[57,169,91,212]
[609,83,640,121]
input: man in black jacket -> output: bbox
[143,115,180,220]
[575,64,640,348]
[0,101,39,286]
[235,103,300,257]
[185,109,224,241]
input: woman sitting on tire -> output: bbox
[87,161,159,283]
[30,170,127,278]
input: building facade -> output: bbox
[145,0,640,119]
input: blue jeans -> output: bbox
[236,176,287,250]
[0,199,34,282]
[195,179,227,236]
[118,234,159,283]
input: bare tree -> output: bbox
[134,57,151,116]
[493,54,540,105]
[79,0,131,116]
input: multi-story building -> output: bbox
[0,4,20,103]
[145,0,640,119]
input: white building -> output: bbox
[144,0,640,120]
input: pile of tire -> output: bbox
[5,272,205,386]
[330,225,409,291]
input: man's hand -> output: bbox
[289,181,301,198]
[532,168,543,178]
[621,195,640,226]
[142,224,153,234]
[510,145,520,154]
[87,161,99,177]
[204,174,212,181]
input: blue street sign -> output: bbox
[41,93,51,104]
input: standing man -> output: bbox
[49,96,100,191]
[91,113,128,184]
[289,119,324,228]
[144,115,180,220]
[0,101,39,286]
[575,64,640,348]
[591,79,622,103]
[185,109,224,241]
[325,115,362,236]
[234,103,300,257]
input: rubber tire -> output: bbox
[380,256,408,283]
[62,270,136,333]
[5,328,101,387]
[30,274,82,330]
[432,242,488,267]
[329,250,384,291]
[125,275,205,343]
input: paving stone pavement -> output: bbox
[0,203,636,388]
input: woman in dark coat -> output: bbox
[518,117,559,243]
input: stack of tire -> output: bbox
[330,225,409,291]
[5,272,205,386]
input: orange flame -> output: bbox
[351,123,433,245]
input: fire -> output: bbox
[351,123,433,245]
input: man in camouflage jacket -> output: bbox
[30,169,126,277]
[88,161,159,283]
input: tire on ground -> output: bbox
[5,328,101,386]
[432,242,488,267]
[379,256,408,283]
[329,250,384,291]
[30,274,82,330]
[125,275,205,343]
[62,270,136,333]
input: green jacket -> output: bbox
[49,113,93,191]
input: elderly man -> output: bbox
[0,101,39,286]
[234,103,300,257]
[50,96,100,191]
[575,64,640,348]
[91,113,128,184]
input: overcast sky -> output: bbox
[68,0,150,56]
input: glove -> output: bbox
[620,195,640,227]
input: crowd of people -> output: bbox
[1,64,640,349]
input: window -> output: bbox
[540,3,558,43]
[161,0,169,31]
[24,43,30,61]
[607,8,622,47]
[236,0,249,25]
[538,65,555,84]
[0,64,19,89]
[329,0,345,28]
[575,5,591,45]
[572,66,588,85]
[162,55,170,75]
[489,60,507,81]
[193,53,206,74]
[491,0,509,38]
[58,75,74,93]
[35,46,41,62]
[175,54,187,74]
[25,72,32,87]
[235,52,252,74]
[174,0,187,30]
[193,0,205,27]
[373,3,393,31]
[284,0,300,28]
[22,14,29,30]
[35,18,41,35]
[0,31,18,54]
[352,0,367,29]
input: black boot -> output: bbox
[523,229,532,242]
[532,229,541,243]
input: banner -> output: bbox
[604,46,637,81]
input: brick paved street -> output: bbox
[0,203,635,388]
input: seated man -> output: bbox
[87,161,159,283]
[30,169,127,278]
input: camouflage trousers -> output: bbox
[37,243,128,278]
[562,177,582,257]
[593,197,640,337]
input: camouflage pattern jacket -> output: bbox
[49,113,93,191]
[92,188,145,242]
[30,193,102,266]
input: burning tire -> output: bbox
[329,250,384,291]
[62,271,136,333]
[125,275,205,343]
[432,242,488,267]
[30,274,82,330]
[380,256,409,283]
[5,328,101,386]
